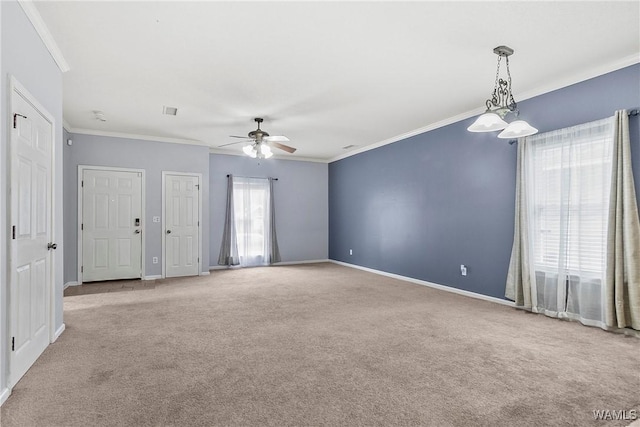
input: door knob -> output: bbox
[134,229,141,234]
[47,242,57,250]
[166,230,172,234]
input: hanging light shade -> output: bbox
[467,45,537,139]
[243,144,257,158]
[260,144,273,159]
[497,120,538,139]
[467,112,508,132]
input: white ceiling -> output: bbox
[34,1,640,161]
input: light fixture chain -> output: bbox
[486,55,503,110]
[494,55,502,93]
[505,56,517,111]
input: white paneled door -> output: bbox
[164,174,200,278]
[82,169,143,282]
[10,85,54,386]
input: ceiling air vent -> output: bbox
[92,110,106,122]
[162,106,178,116]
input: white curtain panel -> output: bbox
[524,117,615,327]
[506,112,640,333]
[233,177,271,267]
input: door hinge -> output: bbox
[196,184,200,189]
[81,266,83,273]
[81,180,84,187]
[81,223,83,230]
[13,113,27,129]
[12,337,15,351]
[12,225,16,239]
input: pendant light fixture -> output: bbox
[467,45,537,139]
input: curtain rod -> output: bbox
[509,108,639,145]
[226,174,278,180]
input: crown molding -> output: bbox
[18,1,70,72]
[67,127,207,146]
[329,106,486,163]
[68,127,329,163]
[515,53,639,105]
[328,54,640,163]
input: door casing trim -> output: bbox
[77,165,146,285]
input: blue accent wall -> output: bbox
[329,64,640,300]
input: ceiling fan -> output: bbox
[219,118,296,159]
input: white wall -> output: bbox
[209,154,328,266]
[1,0,64,401]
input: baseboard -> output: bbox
[199,271,210,276]
[329,260,515,307]
[64,281,78,289]
[0,387,10,406]
[53,323,66,342]
[274,259,330,266]
[209,265,235,271]
[143,275,162,280]
[210,259,330,271]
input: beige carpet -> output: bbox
[2,263,639,426]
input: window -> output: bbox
[529,125,613,276]
[525,117,614,322]
[233,177,271,267]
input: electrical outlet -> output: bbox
[461,264,467,276]
[152,216,161,223]
[349,249,353,255]
[152,257,158,264]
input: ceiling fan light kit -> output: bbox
[467,45,537,139]
[243,142,273,159]
[219,117,296,159]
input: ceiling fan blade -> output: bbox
[218,140,251,148]
[264,135,290,142]
[229,135,250,139]
[270,142,297,153]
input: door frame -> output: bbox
[161,171,202,278]
[7,76,57,387]
[77,165,146,285]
